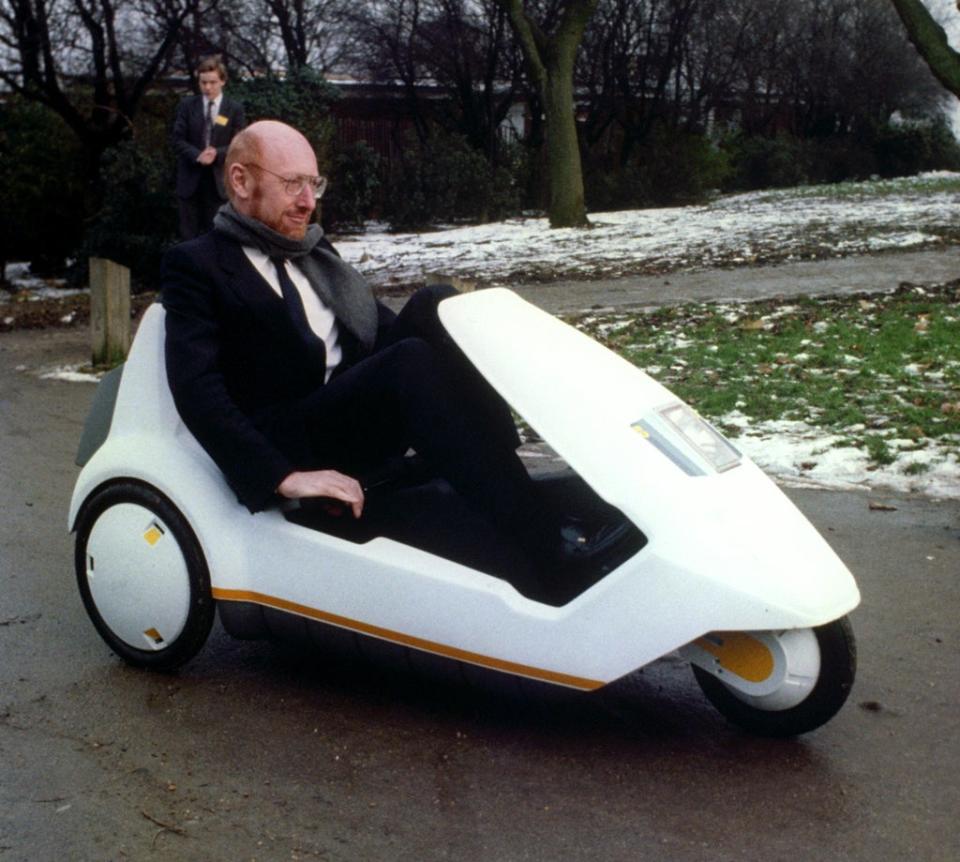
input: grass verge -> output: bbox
[573,281,960,470]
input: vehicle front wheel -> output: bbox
[688,617,856,737]
[74,481,214,671]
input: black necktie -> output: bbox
[270,257,325,359]
[203,100,214,147]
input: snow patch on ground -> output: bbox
[38,365,101,384]
[335,173,960,287]
[1,263,77,301]
[722,411,960,499]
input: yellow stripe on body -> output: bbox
[212,587,605,691]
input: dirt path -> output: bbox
[508,247,960,314]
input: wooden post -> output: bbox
[89,257,131,366]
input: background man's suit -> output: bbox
[172,95,246,238]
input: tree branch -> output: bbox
[889,0,960,97]
[493,0,546,93]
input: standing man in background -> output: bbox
[172,56,246,240]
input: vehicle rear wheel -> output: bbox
[689,617,856,737]
[74,481,214,671]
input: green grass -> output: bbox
[573,282,960,468]
[746,173,960,203]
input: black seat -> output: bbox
[284,462,646,605]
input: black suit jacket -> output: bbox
[172,94,246,199]
[161,233,394,511]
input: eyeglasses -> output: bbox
[243,163,328,199]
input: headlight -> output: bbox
[633,402,741,475]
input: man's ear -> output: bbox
[227,163,250,201]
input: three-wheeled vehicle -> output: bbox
[69,289,859,736]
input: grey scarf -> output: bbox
[213,203,378,352]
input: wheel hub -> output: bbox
[683,628,821,711]
[83,503,191,651]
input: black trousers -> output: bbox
[295,286,546,549]
[178,170,224,240]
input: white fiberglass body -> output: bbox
[69,289,859,717]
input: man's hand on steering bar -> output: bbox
[277,469,364,518]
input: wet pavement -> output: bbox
[1,252,959,860]
[509,247,960,314]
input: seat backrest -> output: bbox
[108,302,182,438]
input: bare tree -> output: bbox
[771,0,941,136]
[347,0,524,161]
[579,0,704,170]
[0,0,202,177]
[173,1,258,79]
[348,0,433,142]
[417,0,524,160]
[890,0,960,97]
[170,0,352,80]
[844,0,943,126]
[260,0,352,72]
[494,0,597,227]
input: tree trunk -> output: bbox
[890,0,960,97]
[544,60,588,227]
[495,0,596,228]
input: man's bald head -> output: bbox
[223,127,261,198]
[224,121,315,193]
[224,120,321,238]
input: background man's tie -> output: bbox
[203,100,214,147]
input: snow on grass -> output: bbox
[722,411,960,499]
[334,172,960,288]
[575,282,960,500]
[4,172,959,297]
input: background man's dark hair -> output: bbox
[196,55,227,82]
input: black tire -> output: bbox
[74,481,215,671]
[692,617,857,737]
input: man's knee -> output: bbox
[386,336,437,380]
[421,283,459,301]
[389,285,459,351]
[404,284,458,320]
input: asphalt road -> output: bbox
[1,283,959,861]
[510,247,960,314]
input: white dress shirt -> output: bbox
[242,247,343,381]
[206,94,222,121]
